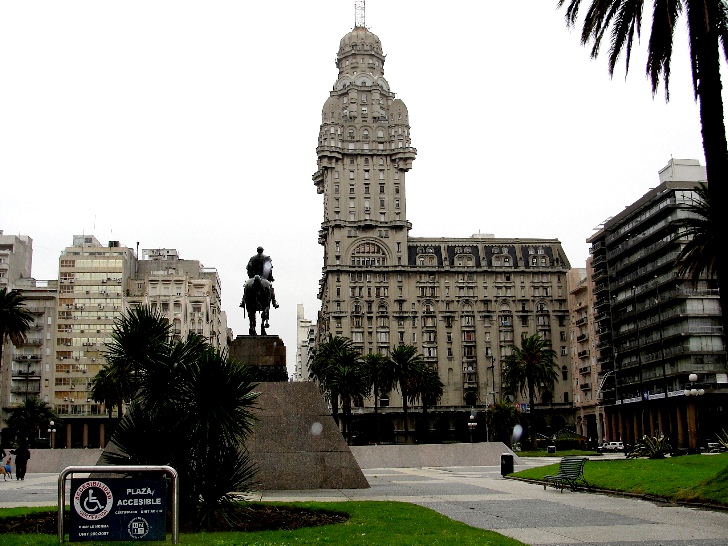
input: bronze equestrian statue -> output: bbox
[241,246,279,336]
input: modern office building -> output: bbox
[588,159,726,450]
[567,261,604,446]
[53,235,137,447]
[311,20,574,429]
[126,249,227,349]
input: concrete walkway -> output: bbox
[1,457,727,545]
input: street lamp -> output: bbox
[683,373,704,452]
[468,410,477,443]
[47,421,56,449]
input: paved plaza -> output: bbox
[1,457,727,545]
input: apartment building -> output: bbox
[588,159,727,450]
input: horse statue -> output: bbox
[241,274,273,336]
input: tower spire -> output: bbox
[354,0,365,28]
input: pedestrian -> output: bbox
[3,458,11,480]
[0,445,5,460]
[10,442,30,481]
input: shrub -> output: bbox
[627,435,671,459]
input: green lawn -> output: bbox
[0,501,526,546]
[513,453,728,506]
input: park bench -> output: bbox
[542,456,589,492]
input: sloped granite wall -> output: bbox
[246,382,369,490]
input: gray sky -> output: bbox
[1,1,716,374]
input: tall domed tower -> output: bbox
[313,20,416,345]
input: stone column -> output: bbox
[676,404,686,448]
[686,401,698,451]
[82,423,89,448]
[66,423,72,448]
[99,423,105,448]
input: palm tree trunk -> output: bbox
[402,388,409,444]
[528,377,536,448]
[692,0,728,333]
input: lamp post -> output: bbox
[47,421,56,449]
[468,410,477,443]
[683,373,704,451]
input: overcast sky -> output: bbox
[1,1,717,374]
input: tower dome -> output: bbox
[337,27,384,58]
[336,26,386,79]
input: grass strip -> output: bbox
[513,453,728,506]
[0,501,527,546]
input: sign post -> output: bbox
[58,466,179,544]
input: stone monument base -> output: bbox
[247,382,369,490]
[229,335,288,381]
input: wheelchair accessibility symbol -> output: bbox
[73,481,114,521]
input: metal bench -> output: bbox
[543,456,589,492]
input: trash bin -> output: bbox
[500,453,514,476]
[547,445,556,454]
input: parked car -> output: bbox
[597,441,625,453]
[707,442,726,453]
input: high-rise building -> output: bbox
[0,231,32,289]
[0,277,58,445]
[126,249,227,349]
[312,23,573,427]
[567,261,604,446]
[294,304,315,382]
[54,235,137,447]
[588,159,727,450]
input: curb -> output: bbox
[506,475,728,513]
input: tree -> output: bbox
[326,347,369,444]
[414,366,445,415]
[0,287,33,375]
[388,344,425,443]
[6,397,56,448]
[503,334,559,447]
[486,402,521,446]
[675,182,719,280]
[308,334,355,427]
[557,0,728,329]
[90,306,171,420]
[362,353,394,443]
[101,307,259,527]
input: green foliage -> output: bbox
[627,435,672,459]
[0,501,528,545]
[0,287,34,375]
[486,402,520,445]
[514,453,728,507]
[309,335,370,443]
[674,183,719,281]
[388,345,426,442]
[716,428,728,450]
[503,334,558,445]
[5,397,56,448]
[101,307,259,526]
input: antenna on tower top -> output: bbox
[355,0,365,28]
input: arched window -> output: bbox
[351,241,387,267]
[562,365,568,380]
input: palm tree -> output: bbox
[503,334,559,447]
[102,308,259,525]
[362,353,394,443]
[388,344,425,443]
[326,347,368,444]
[416,366,445,415]
[486,401,520,446]
[0,287,33,375]
[675,181,720,275]
[308,334,355,427]
[6,397,56,448]
[557,0,728,326]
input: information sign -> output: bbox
[70,478,166,541]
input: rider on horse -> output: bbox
[246,246,279,308]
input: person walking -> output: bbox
[10,443,30,481]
